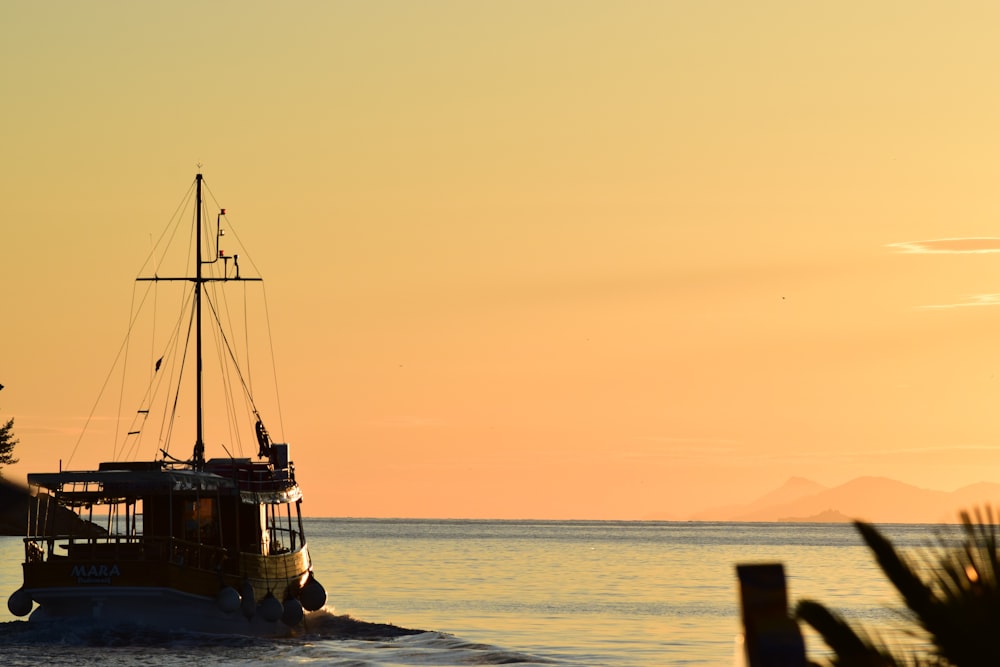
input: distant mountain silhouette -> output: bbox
[692,476,828,521]
[686,476,1000,523]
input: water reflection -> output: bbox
[0,522,942,665]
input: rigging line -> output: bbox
[201,177,269,447]
[151,289,195,460]
[234,284,253,458]
[203,186,265,279]
[65,275,163,469]
[204,291,262,461]
[114,279,140,461]
[244,282,252,398]
[129,295,186,457]
[205,287,245,458]
[203,290,260,417]
[149,232,159,455]
[121,282,193,462]
[116,264,170,460]
[201,179,220,211]
[135,180,197,280]
[188,196,199,279]
[110,181,195,461]
[216,283,256,455]
[122,287,195,462]
[262,284,286,441]
[159,299,196,461]
[207,274,251,458]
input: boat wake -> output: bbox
[0,607,421,644]
[299,606,427,639]
[0,608,560,666]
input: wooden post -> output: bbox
[736,563,806,667]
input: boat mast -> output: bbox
[136,173,263,466]
[193,173,205,468]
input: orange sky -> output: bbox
[4,2,1000,519]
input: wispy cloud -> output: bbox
[888,238,1000,308]
[921,293,1000,309]
[888,238,1000,254]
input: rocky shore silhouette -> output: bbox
[0,478,105,537]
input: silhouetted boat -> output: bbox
[7,173,326,634]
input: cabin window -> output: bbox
[263,503,300,555]
[181,497,217,543]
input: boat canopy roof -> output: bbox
[27,458,301,505]
[27,464,237,502]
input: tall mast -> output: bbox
[193,173,205,467]
[137,173,262,466]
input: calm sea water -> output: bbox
[0,519,940,666]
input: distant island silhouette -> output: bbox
[3,474,996,529]
[778,509,853,523]
[0,477,105,537]
[680,476,1000,523]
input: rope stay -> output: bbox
[68,175,286,468]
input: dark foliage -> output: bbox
[795,599,901,667]
[795,510,1000,667]
[0,417,18,470]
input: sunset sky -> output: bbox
[4,2,1000,519]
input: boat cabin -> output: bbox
[23,449,306,586]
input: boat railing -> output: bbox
[206,461,297,493]
[23,534,233,572]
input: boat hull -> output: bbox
[22,546,310,592]
[26,585,300,636]
[18,546,317,636]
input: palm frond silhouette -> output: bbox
[795,508,1000,667]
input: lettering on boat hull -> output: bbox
[70,564,121,585]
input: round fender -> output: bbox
[240,581,256,619]
[300,576,327,612]
[7,589,32,617]
[259,592,283,623]
[281,597,304,626]
[216,586,241,614]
